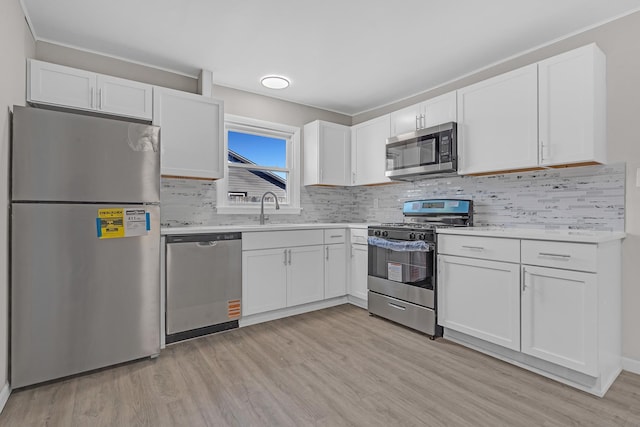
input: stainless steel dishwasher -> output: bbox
[166,232,242,343]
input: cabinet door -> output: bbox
[320,122,350,185]
[538,44,606,166]
[422,91,457,128]
[457,64,539,175]
[287,245,324,306]
[349,244,368,301]
[28,59,96,111]
[390,103,421,136]
[325,244,347,298]
[242,249,287,316]
[97,75,153,120]
[351,115,391,186]
[521,265,598,376]
[438,255,521,351]
[153,87,224,180]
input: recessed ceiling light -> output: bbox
[261,76,290,89]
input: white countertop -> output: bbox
[436,227,626,243]
[161,223,371,235]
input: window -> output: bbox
[216,115,301,214]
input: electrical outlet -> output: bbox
[373,198,379,209]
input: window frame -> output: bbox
[215,114,301,215]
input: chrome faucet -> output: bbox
[259,191,280,224]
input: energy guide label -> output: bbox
[97,208,150,239]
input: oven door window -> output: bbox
[368,240,434,290]
[386,135,438,172]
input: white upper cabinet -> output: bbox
[390,91,456,136]
[390,103,422,136]
[28,59,95,111]
[538,44,606,167]
[96,75,153,120]
[351,114,391,186]
[303,120,351,186]
[457,64,539,175]
[27,59,153,120]
[153,87,224,180]
[422,91,457,128]
[456,44,606,175]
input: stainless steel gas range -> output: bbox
[367,199,473,337]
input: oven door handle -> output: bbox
[368,236,433,252]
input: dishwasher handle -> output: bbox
[196,241,218,247]
[166,232,241,244]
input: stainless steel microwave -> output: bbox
[385,122,457,180]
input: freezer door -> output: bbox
[12,106,160,203]
[11,203,160,388]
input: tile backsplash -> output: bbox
[161,163,625,231]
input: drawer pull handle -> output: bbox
[388,302,406,311]
[538,252,571,259]
[461,245,485,251]
[330,235,342,238]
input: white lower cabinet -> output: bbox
[243,229,349,317]
[242,248,288,316]
[287,245,325,306]
[437,232,622,396]
[438,255,521,351]
[349,243,368,301]
[325,244,347,299]
[521,266,598,376]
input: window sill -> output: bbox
[215,205,302,215]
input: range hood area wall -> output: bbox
[160,163,625,232]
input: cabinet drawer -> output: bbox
[521,240,596,272]
[324,229,346,244]
[350,228,368,245]
[242,230,323,250]
[437,235,520,263]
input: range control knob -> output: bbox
[418,233,426,240]
[374,230,381,236]
[382,231,389,237]
[409,232,416,240]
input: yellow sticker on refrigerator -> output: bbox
[96,208,150,239]
[97,208,125,239]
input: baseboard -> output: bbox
[622,357,640,375]
[0,382,10,414]
[347,295,367,309]
[239,297,348,327]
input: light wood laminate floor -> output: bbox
[2,304,639,426]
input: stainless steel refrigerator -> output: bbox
[11,106,161,388]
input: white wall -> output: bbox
[0,0,35,398]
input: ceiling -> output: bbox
[20,0,640,116]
